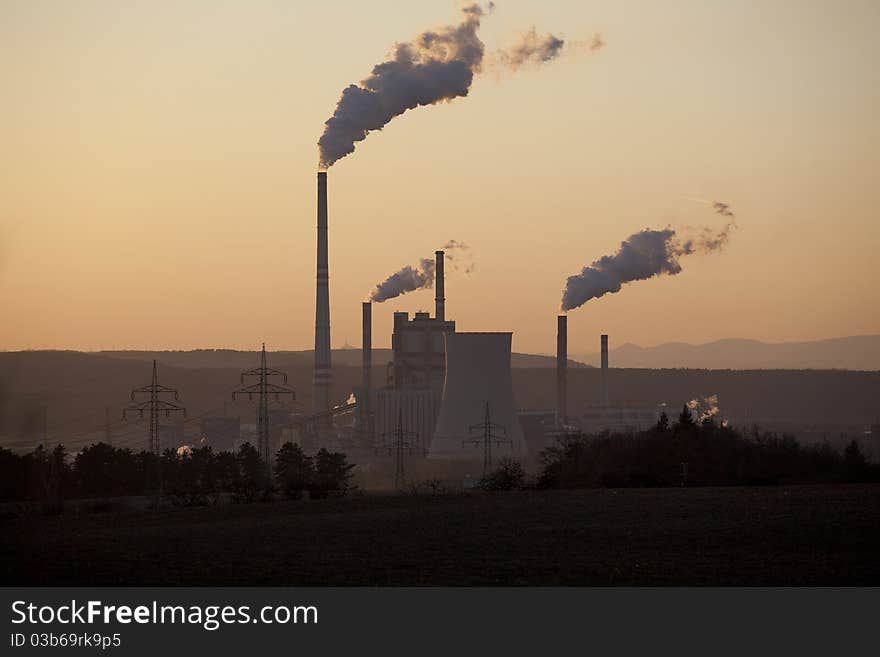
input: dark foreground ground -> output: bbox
[3,484,879,585]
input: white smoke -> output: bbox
[493,27,565,70]
[491,28,604,71]
[560,221,736,312]
[370,258,436,302]
[686,394,721,423]
[370,241,473,303]
[318,4,599,168]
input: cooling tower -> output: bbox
[428,332,527,460]
[600,334,609,407]
[435,250,445,321]
[313,171,332,416]
[557,315,567,426]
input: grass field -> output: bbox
[3,484,879,585]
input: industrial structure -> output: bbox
[557,315,567,427]
[122,360,186,503]
[232,343,296,478]
[354,250,456,455]
[556,330,665,433]
[429,331,527,460]
[307,172,667,469]
[464,402,513,476]
[382,410,419,490]
[313,171,332,423]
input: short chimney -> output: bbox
[557,315,567,426]
[435,250,445,322]
[600,334,609,407]
[361,301,372,437]
[362,302,372,392]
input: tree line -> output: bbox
[538,406,879,489]
[0,441,355,511]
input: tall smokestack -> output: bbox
[557,315,567,427]
[435,250,445,321]
[313,171,332,417]
[600,334,609,407]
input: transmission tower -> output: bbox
[232,343,296,483]
[463,402,511,477]
[123,360,186,505]
[381,410,418,490]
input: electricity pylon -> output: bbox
[464,402,511,477]
[232,343,296,483]
[123,360,186,505]
[382,410,418,490]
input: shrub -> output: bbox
[480,457,526,491]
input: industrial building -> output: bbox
[429,331,527,460]
[311,171,660,466]
[555,325,664,434]
[312,172,528,462]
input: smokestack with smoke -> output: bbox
[318,4,599,168]
[557,315,567,426]
[560,221,736,312]
[370,241,473,303]
[318,4,490,168]
[435,250,446,321]
[361,301,372,437]
[600,334,609,407]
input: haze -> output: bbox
[2,0,878,356]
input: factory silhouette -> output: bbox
[288,171,668,479]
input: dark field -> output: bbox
[3,484,879,585]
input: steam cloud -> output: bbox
[494,27,565,70]
[560,221,735,312]
[713,202,734,217]
[370,241,473,303]
[318,4,600,168]
[687,394,721,423]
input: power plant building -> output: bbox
[557,331,663,433]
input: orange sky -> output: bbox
[1,0,878,355]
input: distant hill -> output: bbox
[96,349,588,370]
[573,335,880,371]
[2,351,879,454]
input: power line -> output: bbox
[122,360,186,505]
[232,343,295,484]
[463,402,511,477]
[381,410,418,490]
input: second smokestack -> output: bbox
[600,334,609,407]
[361,301,372,437]
[435,250,445,321]
[557,315,567,426]
[362,301,372,392]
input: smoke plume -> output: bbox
[493,28,604,70]
[370,241,473,302]
[687,394,721,423]
[560,222,735,312]
[494,27,565,70]
[318,4,597,168]
[713,202,734,217]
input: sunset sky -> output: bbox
[2,0,878,355]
